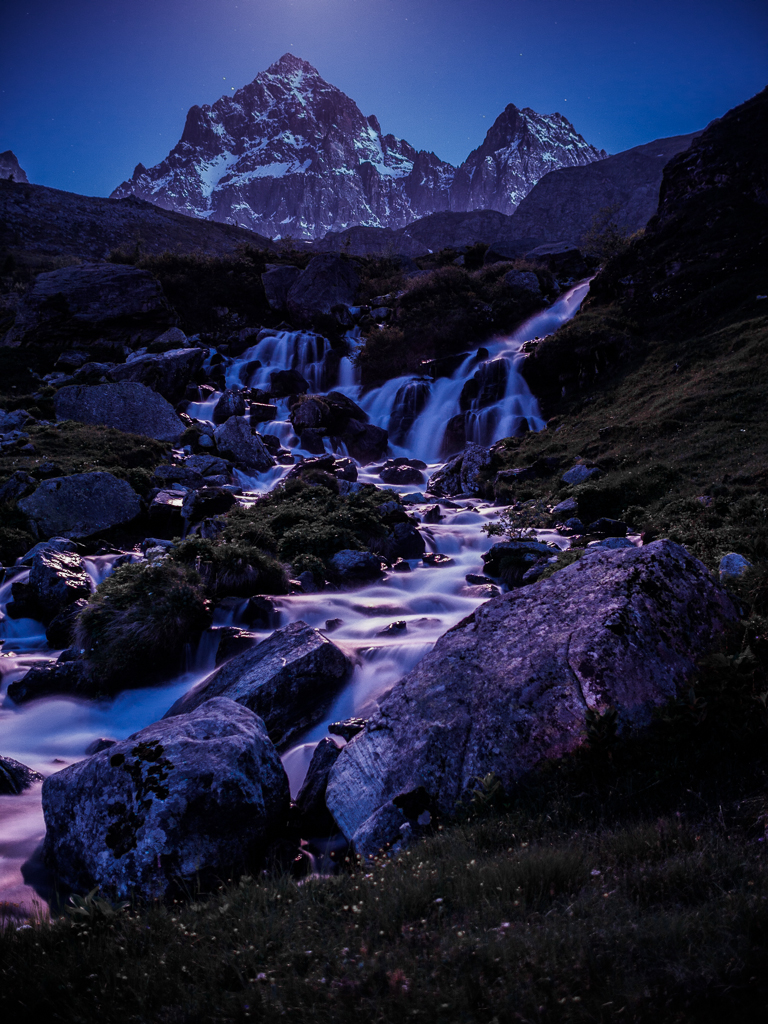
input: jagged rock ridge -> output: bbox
[111,53,605,240]
[0,151,28,184]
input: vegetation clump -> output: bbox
[75,560,211,688]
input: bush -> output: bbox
[75,561,212,687]
[171,537,288,598]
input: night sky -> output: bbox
[1,0,766,198]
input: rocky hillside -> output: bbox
[0,178,275,265]
[496,131,701,245]
[111,53,605,240]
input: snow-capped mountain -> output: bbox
[111,54,605,240]
[450,104,607,214]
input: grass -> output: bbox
[3,625,768,1021]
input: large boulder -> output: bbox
[262,265,302,309]
[212,416,275,472]
[343,420,388,464]
[326,541,739,855]
[428,444,491,497]
[109,348,205,403]
[54,382,185,442]
[18,472,142,540]
[164,621,352,748]
[42,698,290,898]
[287,255,360,317]
[3,263,176,348]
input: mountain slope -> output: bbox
[111,54,605,240]
[497,131,701,245]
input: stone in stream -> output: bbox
[328,549,384,585]
[212,387,247,424]
[27,548,93,622]
[18,472,142,540]
[7,658,95,705]
[0,755,43,795]
[54,382,186,442]
[326,541,739,857]
[163,621,353,749]
[295,737,342,836]
[213,416,275,472]
[428,443,492,497]
[42,698,290,899]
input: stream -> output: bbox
[0,280,590,915]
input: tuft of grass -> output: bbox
[75,560,211,688]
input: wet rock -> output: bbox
[428,444,491,497]
[286,255,360,317]
[561,517,585,535]
[326,541,739,854]
[148,489,185,531]
[213,416,275,472]
[181,487,237,524]
[0,755,42,795]
[262,265,302,309]
[19,537,79,565]
[42,697,290,899]
[295,737,342,835]
[299,428,327,455]
[152,464,206,489]
[109,348,205,403]
[28,549,92,622]
[250,402,277,422]
[329,549,384,584]
[4,263,176,348]
[376,522,425,562]
[380,464,424,486]
[459,360,509,412]
[719,552,752,582]
[423,552,453,567]
[291,396,329,431]
[587,518,628,537]
[285,454,335,481]
[482,540,552,587]
[18,472,142,540]
[212,387,247,424]
[46,597,89,649]
[297,570,320,594]
[7,658,95,704]
[465,573,494,585]
[387,379,431,445]
[325,617,343,632]
[328,718,367,741]
[334,457,357,481]
[343,420,388,465]
[54,382,185,442]
[391,558,411,572]
[593,537,635,550]
[269,368,310,398]
[164,621,353,749]
[214,627,260,665]
[377,620,407,637]
[551,497,579,517]
[561,464,601,486]
[241,595,280,630]
[422,505,443,524]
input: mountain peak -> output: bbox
[266,53,320,77]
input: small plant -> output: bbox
[64,888,129,925]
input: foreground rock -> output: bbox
[18,472,142,539]
[326,541,739,856]
[164,621,352,748]
[54,382,185,442]
[3,263,176,348]
[42,698,289,898]
[213,416,275,472]
[0,755,42,794]
[109,348,205,403]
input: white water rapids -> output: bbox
[0,280,590,914]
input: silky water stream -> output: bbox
[0,280,591,915]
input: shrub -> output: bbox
[75,561,212,687]
[171,536,288,598]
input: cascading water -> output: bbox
[0,280,591,914]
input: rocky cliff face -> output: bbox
[111,54,605,240]
[0,151,28,183]
[449,104,606,215]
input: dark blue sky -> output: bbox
[1,0,766,197]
